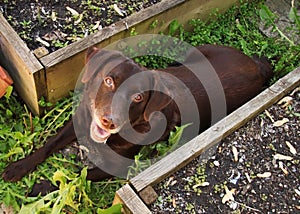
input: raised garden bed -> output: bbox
[113,0,300,213]
[150,83,300,213]
[0,0,238,114]
[114,67,300,213]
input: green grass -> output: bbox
[0,93,124,213]
[0,0,299,213]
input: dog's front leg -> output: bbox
[2,119,76,182]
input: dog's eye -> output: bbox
[104,77,114,88]
[131,93,143,103]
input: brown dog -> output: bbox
[2,45,272,189]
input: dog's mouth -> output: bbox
[90,119,122,143]
[90,121,110,143]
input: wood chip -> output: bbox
[66,6,79,16]
[74,13,83,25]
[245,172,252,183]
[35,37,50,47]
[93,21,101,30]
[165,176,174,187]
[192,182,210,188]
[264,109,274,122]
[285,141,297,155]
[291,86,300,96]
[273,118,289,127]
[257,172,272,178]
[51,11,57,21]
[172,197,176,208]
[274,153,293,161]
[222,185,235,204]
[277,96,293,108]
[79,145,89,153]
[278,161,289,175]
[113,4,125,16]
[232,146,239,162]
[33,46,49,58]
[170,180,177,186]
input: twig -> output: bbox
[235,201,262,213]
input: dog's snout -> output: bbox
[101,115,116,130]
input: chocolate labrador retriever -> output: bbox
[2,44,272,190]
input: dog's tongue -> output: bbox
[96,125,110,138]
[91,121,111,143]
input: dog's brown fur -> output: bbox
[2,45,272,194]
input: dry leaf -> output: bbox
[264,110,274,122]
[273,118,289,127]
[277,96,293,108]
[74,13,83,25]
[278,161,289,175]
[172,197,176,208]
[93,21,101,30]
[66,6,79,16]
[222,185,235,204]
[193,182,210,188]
[51,11,57,21]
[274,153,293,161]
[291,86,300,96]
[257,172,272,178]
[170,180,177,186]
[295,189,300,196]
[79,145,89,153]
[165,176,174,187]
[245,172,252,183]
[232,146,239,162]
[113,4,125,16]
[286,141,297,155]
[35,37,50,47]
[43,30,67,41]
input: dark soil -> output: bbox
[150,86,300,213]
[0,0,161,53]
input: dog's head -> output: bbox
[82,47,174,143]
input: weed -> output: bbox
[184,163,207,196]
[186,0,300,80]
[0,91,123,213]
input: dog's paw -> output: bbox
[29,180,58,196]
[2,160,34,182]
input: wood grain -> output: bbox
[114,184,151,214]
[0,13,45,114]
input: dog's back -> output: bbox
[162,44,273,130]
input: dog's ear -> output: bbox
[143,72,173,121]
[82,46,101,83]
[82,47,127,84]
[85,46,99,63]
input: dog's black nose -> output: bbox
[101,115,116,130]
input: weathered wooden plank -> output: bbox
[130,67,300,192]
[114,184,151,214]
[0,13,45,114]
